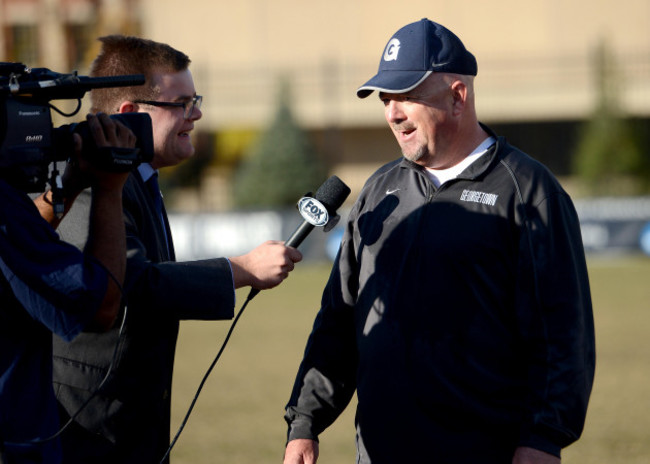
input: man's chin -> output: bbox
[402,150,425,164]
[178,146,195,160]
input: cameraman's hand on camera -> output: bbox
[66,113,136,193]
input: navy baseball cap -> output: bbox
[357,18,477,99]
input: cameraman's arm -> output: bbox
[42,114,135,329]
[84,173,127,330]
[83,114,136,329]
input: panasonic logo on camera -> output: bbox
[25,135,43,143]
[298,197,329,227]
[18,111,42,117]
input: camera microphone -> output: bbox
[3,71,145,100]
[248,175,351,300]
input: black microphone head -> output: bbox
[313,176,351,214]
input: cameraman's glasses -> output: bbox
[134,95,202,119]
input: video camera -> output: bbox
[0,62,154,194]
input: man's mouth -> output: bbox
[397,127,416,141]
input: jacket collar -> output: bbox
[398,122,505,182]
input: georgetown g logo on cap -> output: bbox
[357,18,478,99]
[383,38,401,62]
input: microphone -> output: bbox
[286,175,351,248]
[1,64,145,100]
[248,175,351,300]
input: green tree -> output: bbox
[233,78,327,208]
[572,41,650,195]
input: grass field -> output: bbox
[169,255,650,464]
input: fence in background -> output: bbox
[169,197,650,262]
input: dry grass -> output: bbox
[169,256,650,463]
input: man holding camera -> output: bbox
[52,35,302,463]
[0,113,135,464]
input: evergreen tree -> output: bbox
[572,41,650,195]
[233,78,327,208]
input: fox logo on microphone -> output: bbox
[298,197,330,227]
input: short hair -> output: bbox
[89,35,191,113]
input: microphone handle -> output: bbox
[284,221,315,249]
[248,220,315,300]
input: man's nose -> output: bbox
[188,104,202,121]
[385,100,405,124]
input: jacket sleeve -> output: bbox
[120,189,235,321]
[57,183,235,322]
[515,189,596,456]
[123,250,235,321]
[284,219,359,442]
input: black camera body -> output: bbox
[56,112,154,172]
[0,62,153,193]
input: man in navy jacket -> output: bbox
[283,19,595,464]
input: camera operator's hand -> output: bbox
[65,112,136,194]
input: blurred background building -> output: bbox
[2,0,650,257]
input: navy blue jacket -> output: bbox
[285,130,595,463]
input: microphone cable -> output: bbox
[159,288,257,464]
[160,176,351,462]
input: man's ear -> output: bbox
[450,80,468,115]
[118,101,137,114]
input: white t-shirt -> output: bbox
[424,137,496,188]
